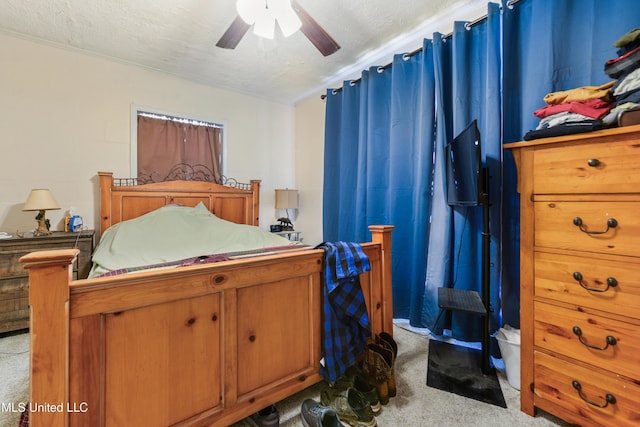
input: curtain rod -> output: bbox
[138,111,223,128]
[321,0,522,100]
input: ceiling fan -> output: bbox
[216,0,341,57]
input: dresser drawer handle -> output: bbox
[572,326,617,350]
[572,217,618,235]
[572,380,616,408]
[572,272,618,293]
[587,159,600,167]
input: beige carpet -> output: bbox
[0,332,29,427]
[0,323,570,426]
[233,322,569,427]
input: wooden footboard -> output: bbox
[20,225,393,427]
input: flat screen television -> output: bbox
[445,119,482,206]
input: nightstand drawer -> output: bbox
[534,251,640,320]
[1,245,79,277]
[534,201,640,257]
[533,138,640,194]
[0,277,28,326]
[534,351,640,427]
[534,301,640,380]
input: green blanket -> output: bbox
[89,203,294,278]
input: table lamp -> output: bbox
[275,188,298,230]
[22,189,61,235]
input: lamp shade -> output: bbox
[275,189,298,209]
[23,189,61,211]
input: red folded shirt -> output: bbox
[606,45,640,65]
[534,98,614,119]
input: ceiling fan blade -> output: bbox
[216,15,251,49]
[291,1,340,56]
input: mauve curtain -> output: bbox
[137,116,222,182]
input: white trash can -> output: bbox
[496,325,520,390]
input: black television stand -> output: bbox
[436,167,492,374]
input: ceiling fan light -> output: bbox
[253,10,276,39]
[236,0,260,25]
[277,9,301,37]
[270,0,301,37]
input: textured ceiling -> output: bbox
[0,0,488,104]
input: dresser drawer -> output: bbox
[533,138,640,194]
[535,251,640,320]
[534,301,640,380]
[535,201,640,257]
[534,351,640,427]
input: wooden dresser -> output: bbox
[504,125,640,426]
[0,230,94,334]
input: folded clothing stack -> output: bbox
[524,27,640,141]
[603,27,640,126]
[605,28,640,79]
[523,81,613,140]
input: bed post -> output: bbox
[368,225,394,335]
[250,179,261,226]
[98,171,113,237]
[20,249,78,427]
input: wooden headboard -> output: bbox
[98,172,261,236]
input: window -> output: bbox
[130,106,226,183]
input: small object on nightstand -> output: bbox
[69,215,84,232]
[276,217,294,231]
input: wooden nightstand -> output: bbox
[0,230,95,334]
[273,230,302,242]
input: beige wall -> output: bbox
[293,94,326,245]
[0,33,300,235]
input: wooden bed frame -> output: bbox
[20,172,394,427]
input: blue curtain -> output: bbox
[430,3,503,341]
[324,41,437,326]
[503,0,640,139]
[324,0,640,341]
[501,0,640,327]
